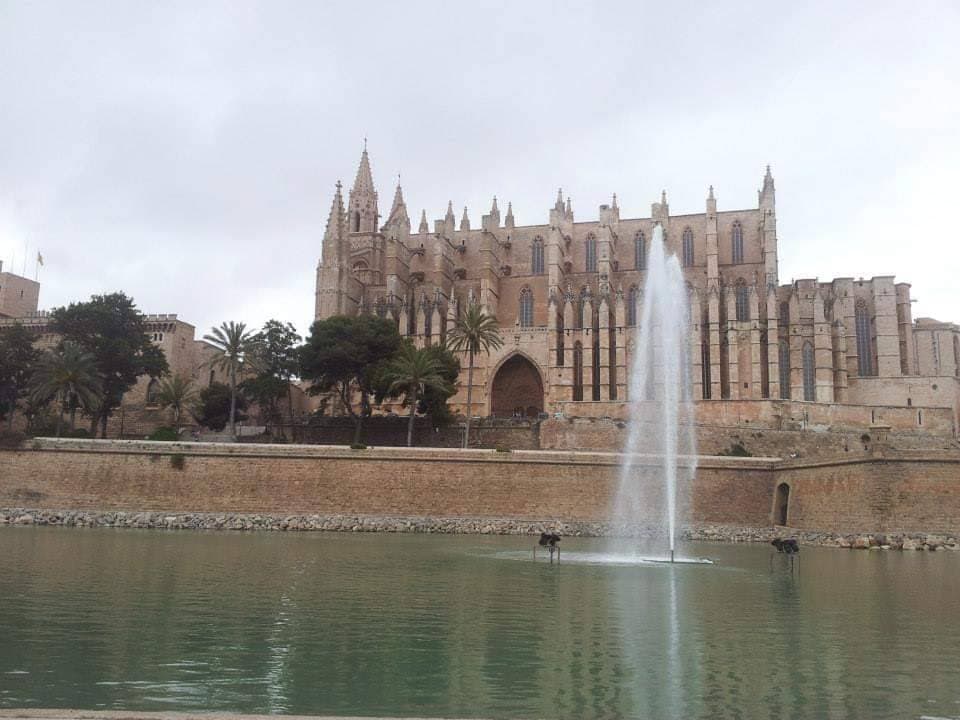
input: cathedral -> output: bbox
[315,148,959,430]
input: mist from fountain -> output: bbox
[612,223,697,560]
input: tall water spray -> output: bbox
[613,224,697,559]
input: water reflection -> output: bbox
[1,528,958,719]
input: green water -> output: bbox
[1,527,958,719]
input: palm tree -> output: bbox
[384,343,451,447]
[155,374,198,433]
[446,303,503,448]
[29,341,103,438]
[203,321,255,438]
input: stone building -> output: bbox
[314,148,959,433]
[0,261,40,320]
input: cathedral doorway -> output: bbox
[490,354,544,418]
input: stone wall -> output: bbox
[1,439,958,535]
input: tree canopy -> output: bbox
[0,323,40,428]
[300,314,401,444]
[50,292,168,436]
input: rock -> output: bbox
[853,536,872,549]
[901,538,919,550]
[14,514,34,525]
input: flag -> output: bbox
[37,252,43,266]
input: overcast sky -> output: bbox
[1,1,957,339]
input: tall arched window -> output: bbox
[519,287,534,327]
[802,341,815,401]
[682,227,694,267]
[779,301,790,327]
[735,282,750,322]
[954,334,959,377]
[573,342,584,401]
[352,211,361,232]
[635,230,646,270]
[627,286,638,326]
[557,314,565,366]
[146,378,160,406]
[578,287,589,329]
[779,340,791,399]
[531,237,545,275]
[731,221,744,264]
[585,234,597,272]
[855,299,874,376]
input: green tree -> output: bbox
[194,381,248,432]
[203,321,255,438]
[29,341,103,437]
[382,342,452,447]
[155,374,198,432]
[51,292,168,437]
[417,344,460,427]
[446,303,503,448]
[300,315,401,446]
[0,323,40,430]
[243,320,301,438]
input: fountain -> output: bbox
[613,223,698,561]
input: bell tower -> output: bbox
[347,141,379,233]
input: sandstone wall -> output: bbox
[1,440,957,535]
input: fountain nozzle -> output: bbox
[670,549,675,564]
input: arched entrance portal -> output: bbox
[774,483,790,526]
[490,355,544,418]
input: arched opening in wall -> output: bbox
[774,483,790,526]
[609,330,617,400]
[585,234,597,272]
[531,237,545,275]
[592,337,601,401]
[855,299,875,376]
[556,313,565,366]
[682,227,694,267]
[735,281,750,322]
[635,230,646,270]
[490,354,544,418]
[145,378,160,407]
[779,340,791,399]
[802,341,815,401]
[518,287,534,327]
[731,221,744,264]
[352,211,361,232]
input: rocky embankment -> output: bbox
[1,508,957,551]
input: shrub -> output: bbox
[0,430,28,449]
[149,427,179,442]
[169,453,186,470]
[66,428,90,438]
[494,444,512,453]
[719,441,752,457]
[350,443,367,450]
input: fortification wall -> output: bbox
[0,440,774,526]
[1,440,957,535]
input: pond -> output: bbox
[1,527,958,719]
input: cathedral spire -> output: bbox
[708,185,715,200]
[555,188,564,211]
[347,143,378,233]
[491,196,499,214]
[382,181,410,230]
[323,180,345,242]
[460,206,471,231]
[612,193,619,210]
[505,201,515,229]
[418,209,429,234]
[565,195,572,216]
[445,200,455,224]
[351,144,375,196]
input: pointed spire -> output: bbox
[612,193,618,210]
[505,201,515,229]
[419,209,429,234]
[661,189,667,205]
[460,206,470,231]
[708,185,715,200]
[382,181,410,230]
[555,188,564,211]
[351,143,375,195]
[491,196,499,214]
[323,180,346,241]
[763,164,775,192]
[445,200,455,225]
[565,195,572,215]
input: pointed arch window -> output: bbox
[352,211,361,232]
[573,342,584,401]
[627,286,639,326]
[682,227,694,267]
[146,378,160,406]
[779,301,790,327]
[954,334,959,377]
[578,287,590,329]
[732,221,744,264]
[735,281,750,322]
[802,341,815,401]
[585,234,597,272]
[855,299,874,376]
[634,230,646,270]
[779,340,791,399]
[531,237,545,275]
[519,287,534,328]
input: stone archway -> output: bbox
[490,354,544,418]
[774,482,790,526]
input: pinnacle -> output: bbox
[351,144,376,195]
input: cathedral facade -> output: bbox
[315,149,959,429]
